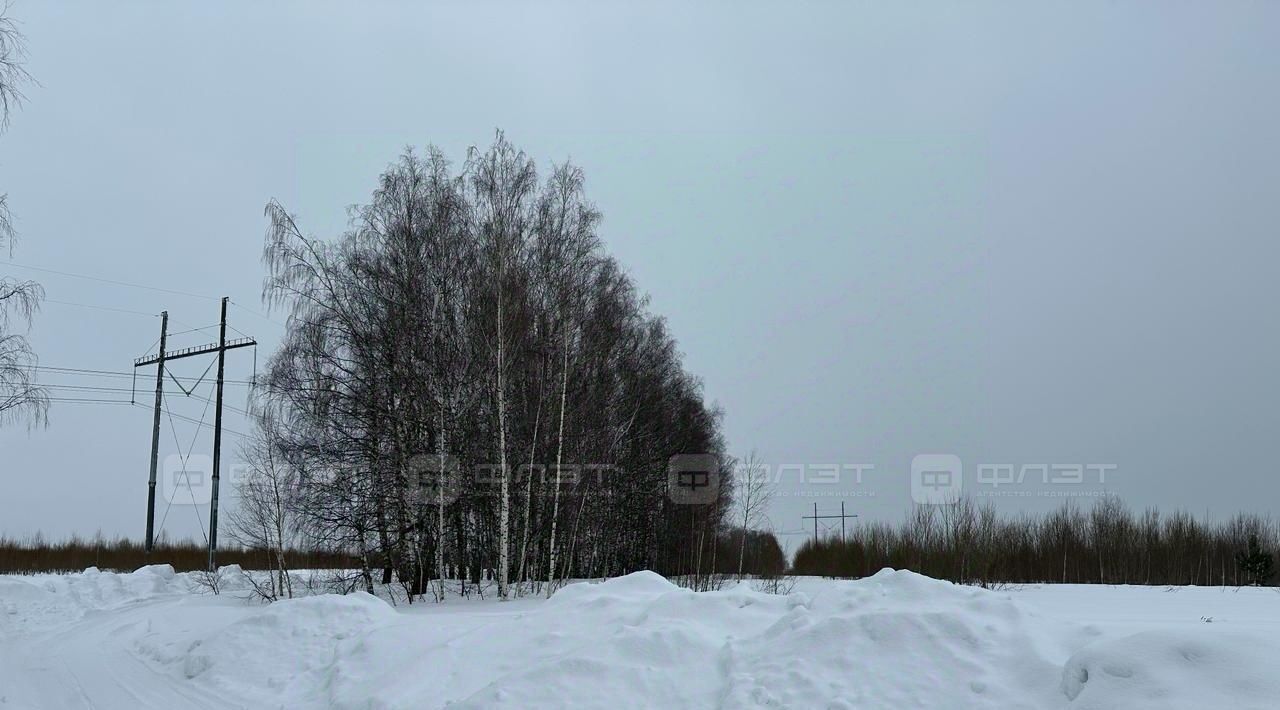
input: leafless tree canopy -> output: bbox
[0,4,46,428]
[254,135,740,599]
[0,271,45,426]
[0,3,31,130]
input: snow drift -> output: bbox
[3,567,1279,708]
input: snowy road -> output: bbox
[0,578,245,709]
[3,567,1280,709]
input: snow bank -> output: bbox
[38,564,181,604]
[167,592,398,697]
[716,569,1064,708]
[224,569,1071,708]
[4,567,1280,708]
[0,576,71,636]
[0,564,184,635]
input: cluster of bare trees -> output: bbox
[241,135,734,600]
[0,5,45,428]
[794,497,1279,587]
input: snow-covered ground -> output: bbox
[2,567,1279,709]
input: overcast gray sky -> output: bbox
[2,1,1278,549]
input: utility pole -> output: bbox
[802,503,858,544]
[134,297,255,572]
[841,501,847,543]
[144,311,168,554]
[208,297,228,572]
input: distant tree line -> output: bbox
[246,135,746,600]
[793,497,1278,587]
[0,534,355,575]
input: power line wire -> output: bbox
[3,260,220,301]
[42,397,135,405]
[229,299,285,329]
[32,382,255,417]
[6,260,282,329]
[20,365,257,385]
[35,383,141,394]
[131,402,249,438]
[42,298,160,318]
[5,385,253,417]
[30,382,256,404]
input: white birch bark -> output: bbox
[547,332,569,597]
[496,290,510,600]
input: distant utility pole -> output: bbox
[802,502,858,543]
[134,297,256,570]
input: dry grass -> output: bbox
[0,534,357,574]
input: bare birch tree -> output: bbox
[733,450,773,580]
[229,412,298,600]
[0,5,43,428]
[537,163,600,597]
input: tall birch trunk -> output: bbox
[518,397,540,594]
[496,293,510,600]
[436,406,447,602]
[547,331,569,597]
